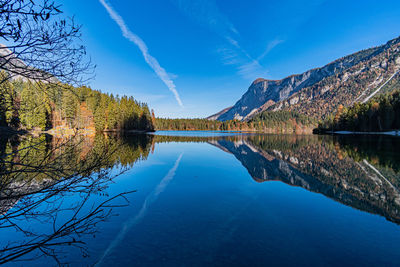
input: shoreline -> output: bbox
[317,130,400,136]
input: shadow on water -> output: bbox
[0,132,400,264]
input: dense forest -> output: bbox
[0,72,155,132]
[156,110,316,134]
[249,110,316,133]
[316,89,400,132]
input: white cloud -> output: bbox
[171,0,271,81]
[171,0,237,37]
[257,39,285,61]
[99,0,183,107]
[217,44,269,80]
[238,60,269,80]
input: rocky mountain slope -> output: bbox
[212,36,400,121]
[206,106,232,120]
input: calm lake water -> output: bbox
[1,132,400,266]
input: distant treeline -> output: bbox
[249,110,316,133]
[155,118,250,131]
[0,72,155,132]
[155,110,316,134]
[316,89,400,133]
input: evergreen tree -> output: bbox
[20,83,51,130]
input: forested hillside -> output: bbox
[316,89,400,132]
[0,72,155,132]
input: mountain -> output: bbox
[0,44,58,83]
[206,106,232,120]
[212,36,400,121]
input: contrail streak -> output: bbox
[95,153,184,266]
[99,0,184,107]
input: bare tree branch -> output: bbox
[0,0,95,86]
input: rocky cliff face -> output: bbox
[213,36,400,121]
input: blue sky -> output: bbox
[59,0,400,118]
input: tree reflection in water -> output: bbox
[0,133,153,265]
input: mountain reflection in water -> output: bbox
[209,134,400,224]
[0,132,400,265]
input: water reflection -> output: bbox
[0,133,153,265]
[153,133,400,224]
[209,134,400,224]
[0,132,399,264]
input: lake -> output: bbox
[1,132,400,266]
